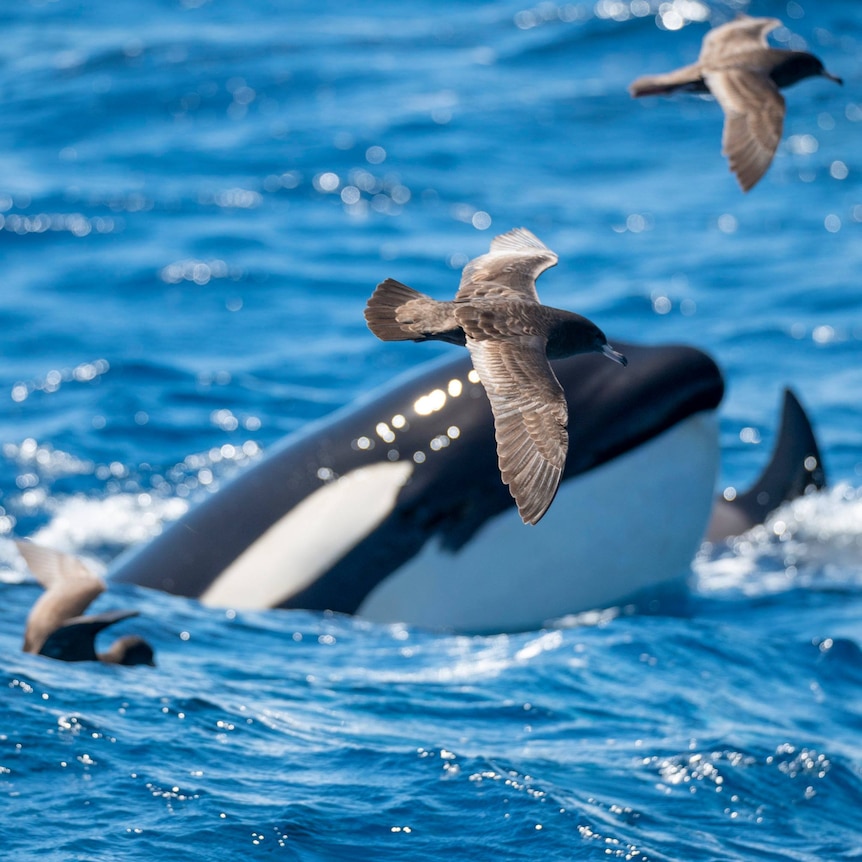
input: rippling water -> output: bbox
[1,0,861,859]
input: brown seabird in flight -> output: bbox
[629,14,842,191]
[364,227,627,525]
[17,539,155,665]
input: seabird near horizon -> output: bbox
[17,539,155,666]
[629,14,842,192]
[364,227,627,525]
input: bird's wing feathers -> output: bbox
[16,540,104,595]
[456,227,558,304]
[17,540,106,654]
[699,16,781,65]
[461,329,568,525]
[38,610,139,662]
[706,68,785,191]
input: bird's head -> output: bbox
[599,340,628,367]
[548,314,628,366]
[103,635,156,666]
[776,53,843,88]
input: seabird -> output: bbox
[17,539,155,665]
[364,227,627,525]
[629,14,842,191]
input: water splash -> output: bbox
[694,485,862,597]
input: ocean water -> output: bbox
[1,0,861,858]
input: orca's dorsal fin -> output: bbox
[706,388,826,542]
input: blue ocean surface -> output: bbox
[1,0,861,858]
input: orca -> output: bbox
[110,340,724,632]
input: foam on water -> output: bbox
[695,484,862,596]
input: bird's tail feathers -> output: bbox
[364,278,432,342]
[628,63,704,98]
[629,75,679,97]
[629,79,657,97]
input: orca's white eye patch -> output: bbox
[200,461,413,609]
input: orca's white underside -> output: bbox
[201,410,719,633]
[360,410,718,631]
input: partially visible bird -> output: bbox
[629,14,842,191]
[17,540,155,666]
[364,227,627,525]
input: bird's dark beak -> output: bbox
[823,70,843,85]
[602,343,628,367]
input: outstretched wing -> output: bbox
[456,227,558,304]
[17,540,106,654]
[706,68,785,191]
[39,609,140,662]
[699,15,781,65]
[463,333,568,525]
